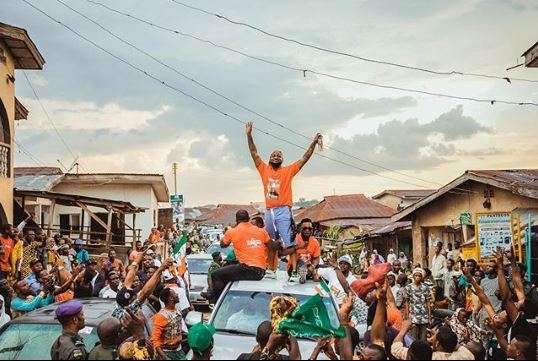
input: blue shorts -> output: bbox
[265,206,295,248]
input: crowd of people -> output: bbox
[0,123,536,360]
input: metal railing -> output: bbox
[0,142,9,178]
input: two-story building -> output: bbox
[0,23,44,224]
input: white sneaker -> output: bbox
[265,270,277,279]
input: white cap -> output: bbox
[338,255,353,266]
[163,270,175,281]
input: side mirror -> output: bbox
[185,311,203,327]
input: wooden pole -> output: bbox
[47,200,56,237]
[132,213,137,248]
[80,209,85,240]
[106,207,113,246]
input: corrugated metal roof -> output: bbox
[15,167,63,176]
[371,221,412,235]
[372,189,436,200]
[297,194,396,223]
[197,204,259,226]
[392,169,538,222]
[15,174,64,191]
[467,169,538,192]
[320,217,390,230]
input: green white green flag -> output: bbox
[173,232,188,257]
[276,294,345,339]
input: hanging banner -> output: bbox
[170,194,185,225]
[476,212,512,259]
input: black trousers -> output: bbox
[211,263,265,304]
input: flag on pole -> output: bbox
[172,232,189,276]
[276,294,345,338]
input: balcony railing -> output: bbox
[0,143,9,178]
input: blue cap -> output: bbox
[74,239,84,246]
[55,300,83,319]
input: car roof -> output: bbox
[10,298,116,327]
[230,271,324,296]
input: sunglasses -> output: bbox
[302,227,313,230]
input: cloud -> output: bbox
[424,105,492,141]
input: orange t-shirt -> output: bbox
[222,222,270,269]
[294,234,321,263]
[257,161,301,209]
[0,236,14,272]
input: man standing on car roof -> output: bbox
[50,300,88,360]
[246,121,322,279]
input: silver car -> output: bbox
[187,253,214,306]
[207,272,341,360]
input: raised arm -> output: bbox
[464,267,496,320]
[508,250,526,303]
[124,250,146,289]
[297,133,322,170]
[371,283,387,346]
[494,249,510,301]
[136,258,172,304]
[246,122,263,168]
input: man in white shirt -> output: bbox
[311,255,356,306]
[160,271,191,333]
[386,249,397,265]
[99,271,122,299]
[431,242,447,289]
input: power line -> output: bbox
[21,0,453,191]
[21,70,82,168]
[61,0,476,194]
[167,0,538,85]
[14,138,47,167]
[68,0,444,189]
[84,0,538,109]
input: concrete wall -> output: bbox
[411,181,538,266]
[374,194,400,210]
[0,41,15,224]
[51,183,158,240]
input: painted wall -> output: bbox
[51,183,158,240]
[411,181,538,266]
[374,194,400,210]
[0,41,15,224]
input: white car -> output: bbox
[187,253,214,306]
[205,272,342,360]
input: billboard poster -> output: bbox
[476,212,512,259]
[170,194,185,225]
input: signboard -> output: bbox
[476,212,512,259]
[170,194,185,225]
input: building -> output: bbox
[14,168,169,241]
[296,194,396,242]
[522,41,538,68]
[0,22,45,224]
[196,204,259,227]
[392,169,538,267]
[372,189,436,211]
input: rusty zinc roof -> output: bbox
[392,169,538,222]
[196,204,260,226]
[296,194,396,224]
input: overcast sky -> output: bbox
[4,0,538,206]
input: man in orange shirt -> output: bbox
[208,210,277,304]
[0,224,15,281]
[246,122,321,278]
[289,218,321,284]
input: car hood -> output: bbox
[212,332,329,360]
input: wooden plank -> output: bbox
[106,208,113,246]
[77,202,108,230]
[47,200,56,237]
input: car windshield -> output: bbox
[211,290,340,337]
[188,258,213,274]
[0,323,99,360]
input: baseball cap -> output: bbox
[162,270,175,282]
[338,255,353,266]
[55,300,83,319]
[188,322,216,354]
[74,239,84,246]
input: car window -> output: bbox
[211,291,339,337]
[188,259,213,274]
[0,323,99,360]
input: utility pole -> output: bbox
[173,162,178,195]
